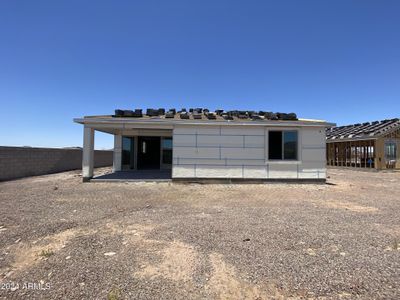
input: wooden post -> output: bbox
[369,140,372,168]
[364,143,367,168]
[350,141,353,167]
[347,142,351,167]
[373,139,376,169]
[341,142,344,166]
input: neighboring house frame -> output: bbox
[326,118,400,170]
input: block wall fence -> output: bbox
[0,146,113,181]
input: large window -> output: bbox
[268,131,298,160]
[162,137,172,164]
[122,137,135,169]
[283,131,298,160]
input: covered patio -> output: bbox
[74,117,173,182]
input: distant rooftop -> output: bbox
[326,118,400,141]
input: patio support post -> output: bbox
[82,126,95,182]
[113,134,122,172]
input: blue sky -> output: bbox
[1,0,399,149]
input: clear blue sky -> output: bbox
[1,1,399,149]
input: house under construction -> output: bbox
[326,118,400,170]
[74,108,333,182]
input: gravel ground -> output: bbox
[0,168,399,299]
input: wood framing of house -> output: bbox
[326,118,400,170]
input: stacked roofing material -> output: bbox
[326,118,400,140]
[113,108,299,121]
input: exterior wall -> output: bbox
[0,146,113,181]
[374,139,385,170]
[300,127,327,178]
[172,125,326,180]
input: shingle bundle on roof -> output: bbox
[326,118,400,140]
[113,108,298,121]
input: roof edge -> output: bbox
[73,117,334,127]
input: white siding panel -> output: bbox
[302,128,325,146]
[268,164,298,179]
[197,135,244,147]
[173,134,196,147]
[221,126,264,136]
[243,166,268,178]
[195,165,242,178]
[300,160,326,179]
[196,126,221,135]
[302,148,325,162]
[298,170,326,179]
[196,135,219,147]
[173,126,197,135]
[173,124,326,180]
[221,148,264,159]
[174,147,220,159]
[177,158,226,165]
[174,126,221,135]
[300,161,326,170]
[173,165,195,177]
[298,172,318,179]
[220,135,244,147]
[227,159,265,166]
[245,135,264,147]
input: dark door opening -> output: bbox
[137,137,161,169]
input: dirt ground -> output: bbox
[0,168,399,299]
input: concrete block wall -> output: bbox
[0,146,113,181]
[172,125,326,180]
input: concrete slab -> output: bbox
[91,169,172,182]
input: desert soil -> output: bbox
[0,168,399,299]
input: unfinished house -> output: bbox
[74,108,333,182]
[326,118,400,170]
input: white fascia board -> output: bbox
[73,117,333,128]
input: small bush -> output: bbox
[108,287,121,300]
[39,249,54,258]
[393,239,399,250]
